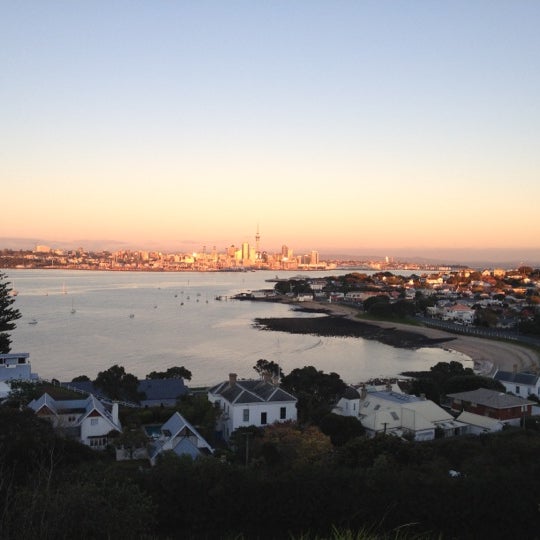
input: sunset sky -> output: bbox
[2,2,539,262]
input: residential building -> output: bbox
[0,353,38,399]
[446,388,533,426]
[207,373,297,441]
[145,412,214,465]
[455,411,504,435]
[64,377,188,407]
[0,352,35,381]
[493,369,540,398]
[334,385,467,441]
[28,393,122,449]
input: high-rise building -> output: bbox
[255,224,260,255]
[310,250,319,265]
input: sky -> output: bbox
[2,1,540,263]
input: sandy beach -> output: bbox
[267,300,540,376]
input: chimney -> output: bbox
[229,373,237,386]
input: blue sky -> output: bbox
[2,1,539,262]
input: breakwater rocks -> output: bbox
[253,314,454,350]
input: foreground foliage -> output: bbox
[3,405,540,539]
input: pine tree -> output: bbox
[0,272,21,353]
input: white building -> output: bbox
[493,370,540,398]
[0,353,35,381]
[335,386,467,441]
[0,353,38,399]
[207,373,297,441]
[28,393,122,449]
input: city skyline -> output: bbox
[2,2,540,263]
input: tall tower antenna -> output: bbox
[255,223,260,254]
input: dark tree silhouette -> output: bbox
[0,272,22,353]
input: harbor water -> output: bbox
[6,269,469,387]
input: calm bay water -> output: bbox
[6,269,468,387]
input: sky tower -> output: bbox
[255,224,260,254]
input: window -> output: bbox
[516,386,520,394]
[90,418,98,426]
[261,412,267,425]
[280,407,286,420]
[243,409,250,422]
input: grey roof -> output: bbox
[138,379,188,400]
[494,370,540,386]
[208,379,297,405]
[368,390,422,404]
[63,378,188,403]
[28,392,120,429]
[150,412,213,461]
[447,388,534,409]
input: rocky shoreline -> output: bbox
[254,309,454,350]
[252,299,540,375]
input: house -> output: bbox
[138,379,189,407]
[446,388,533,426]
[28,393,122,449]
[335,385,467,441]
[64,377,189,407]
[493,369,540,398]
[0,353,38,399]
[333,386,361,416]
[207,373,297,441]
[145,412,214,465]
[441,303,476,325]
[455,411,504,435]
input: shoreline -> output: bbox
[255,299,540,376]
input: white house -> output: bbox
[441,303,476,325]
[207,373,297,441]
[28,393,122,449]
[0,353,38,399]
[455,411,504,435]
[335,386,467,441]
[146,411,214,465]
[493,370,540,398]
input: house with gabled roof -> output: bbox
[146,412,213,465]
[334,385,467,441]
[28,393,122,449]
[455,411,504,434]
[207,373,297,441]
[493,369,540,399]
[446,388,533,426]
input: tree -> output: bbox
[319,413,365,446]
[94,364,145,403]
[146,366,192,380]
[72,375,90,382]
[251,422,332,468]
[253,358,283,380]
[281,366,346,424]
[0,272,21,353]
